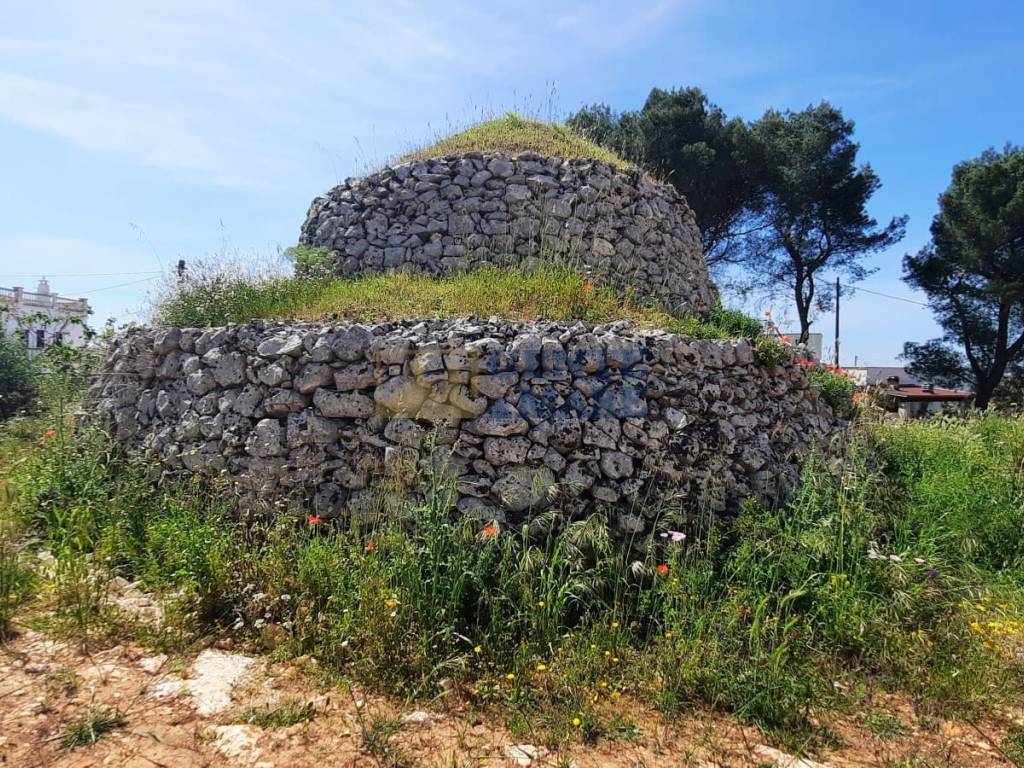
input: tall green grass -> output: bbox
[153,264,761,339]
[0,521,35,638]
[874,415,1024,571]
[2,413,1022,739]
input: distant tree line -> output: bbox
[569,87,1023,408]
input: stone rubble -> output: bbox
[89,318,843,527]
[299,153,717,315]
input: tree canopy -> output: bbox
[903,145,1024,408]
[568,87,760,265]
[571,92,906,343]
[743,103,907,342]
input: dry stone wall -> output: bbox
[299,154,717,316]
[89,320,842,529]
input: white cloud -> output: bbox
[0,73,253,182]
[0,1,705,186]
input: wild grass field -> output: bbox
[2,388,1024,764]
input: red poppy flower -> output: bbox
[481,523,498,539]
[306,514,321,526]
[364,540,376,552]
[656,564,670,576]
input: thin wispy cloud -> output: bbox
[0,1,700,187]
[0,73,256,184]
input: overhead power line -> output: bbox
[0,270,162,278]
[73,276,161,295]
[839,282,930,307]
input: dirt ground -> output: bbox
[1,617,1020,768]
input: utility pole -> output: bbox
[834,277,840,368]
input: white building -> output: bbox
[776,331,823,361]
[845,365,915,387]
[0,278,92,354]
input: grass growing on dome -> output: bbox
[153,263,757,339]
[400,113,633,170]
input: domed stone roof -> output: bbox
[299,151,718,316]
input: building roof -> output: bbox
[886,385,974,402]
[846,365,917,387]
[0,285,90,315]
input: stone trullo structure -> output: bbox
[90,139,845,529]
[299,153,717,316]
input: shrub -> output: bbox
[707,305,763,338]
[60,707,126,749]
[150,254,295,327]
[0,335,38,419]
[237,699,315,728]
[285,245,335,280]
[874,413,1024,571]
[753,335,790,367]
[808,368,856,416]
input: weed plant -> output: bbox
[808,367,856,416]
[0,521,35,638]
[237,698,315,728]
[59,706,126,749]
[3,411,1023,741]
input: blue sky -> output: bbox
[1,1,1020,364]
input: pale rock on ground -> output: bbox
[754,743,833,767]
[213,724,266,766]
[185,648,257,716]
[504,743,545,765]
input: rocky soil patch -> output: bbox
[0,607,1016,768]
